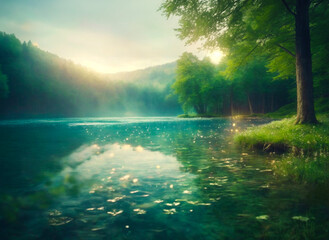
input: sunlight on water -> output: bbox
[0,117,328,239]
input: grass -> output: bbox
[272,155,329,184]
[235,115,329,183]
[235,116,329,153]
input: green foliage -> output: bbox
[315,98,329,113]
[161,0,295,77]
[173,52,219,114]
[161,0,327,79]
[267,98,329,119]
[173,52,291,116]
[266,103,297,118]
[273,155,329,184]
[161,0,329,123]
[311,5,329,99]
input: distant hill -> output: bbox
[0,32,181,118]
[107,62,176,89]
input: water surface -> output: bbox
[0,117,328,239]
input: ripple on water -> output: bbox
[49,216,73,226]
[2,118,327,239]
[107,210,123,216]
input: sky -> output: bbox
[0,0,223,73]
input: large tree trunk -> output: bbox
[295,0,317,124]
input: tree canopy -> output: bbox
[173,52,292,116]
[161,0,328,123]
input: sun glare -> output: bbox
[208,50,224,64]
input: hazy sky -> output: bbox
[0,0,222,73]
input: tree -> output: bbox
[233,58,273,114]
[173,53,216,115]
[293,0,315,123]
[161,0,327,123]
[0,68,9,98]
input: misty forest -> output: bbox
[1,0,329,239]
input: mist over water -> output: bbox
[0,117,328,239]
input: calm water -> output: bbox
[0,117,328,239]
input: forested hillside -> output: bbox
[0,32,180,118]
[108,62,176,89]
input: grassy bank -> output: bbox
[235,116,329,184]
[235,117,329,153]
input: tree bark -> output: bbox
[295,0,317,124]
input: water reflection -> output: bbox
[0,118,328,239]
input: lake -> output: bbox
[0,117,328,239]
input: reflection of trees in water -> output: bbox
[0,179,81,239]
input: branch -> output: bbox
[221,0,249,19]
[275,43,296,57]
[236,43,259,68]
[281,0,296,16]
[313,0,326,8]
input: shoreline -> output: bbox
[178,113,274,120]
[234,115,329,184]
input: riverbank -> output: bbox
[234,115,329,184]
[178,113,272,120]
[178,113,222,118]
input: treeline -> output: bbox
[1,29,327,119]
[173,52,293,116]
[0,32,180,118]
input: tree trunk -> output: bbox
[247,93,253,115]
[230,85,234,116]
[262,94,265,113]
[295,0,317,124]
[194,105,200,114]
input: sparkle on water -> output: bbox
[0,117,328,239]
